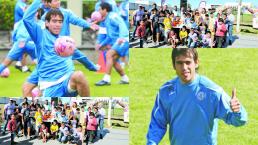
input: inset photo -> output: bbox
[129,0,258,48]
[0,97,129,145]
[130,48,258,145]
[0,0,129,97]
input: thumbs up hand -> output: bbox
[230,88,241,112]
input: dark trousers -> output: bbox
[216,36,224,48]
[181,37,187,45]
[139,38,144,48]
[11,132,15,142]
[3,114,11,133]
[86,130,95,143]
[132,21,140,38]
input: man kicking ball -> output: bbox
[147,48,247,145]
[95,2,129,86]
[23,0,89,97]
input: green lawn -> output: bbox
[233,14,258,35]
[130,48,258,145]
[0,64,129,97]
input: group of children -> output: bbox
[3,98,106,145]
[131,3,235,48]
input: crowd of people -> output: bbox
[2,98,106,145]
[130,3,236,48]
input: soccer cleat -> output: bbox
[15,65,22,72]
[95,80,111,86]
[22,68,32,73]
[119,80,129,84]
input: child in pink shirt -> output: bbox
[86,112,97,144]
[8,114,17,145]
[215,18,227,48]
[136,20,146,48]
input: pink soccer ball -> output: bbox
[54,36,76,57]
[32,87,40,97]
[91,11,102,22]
[0,68,10,78]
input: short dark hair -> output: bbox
[89,112,95,117]
[100,2,112,12]
[171,48,199,69]
[37,8,45,20]
[218,18,224,22]
[45,9,64,22]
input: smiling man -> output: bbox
[146,48,247,145]
[23,0,90,97]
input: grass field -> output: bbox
[0,64,129,97]
[130,48,258,145]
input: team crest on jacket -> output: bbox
[197,91,206,101]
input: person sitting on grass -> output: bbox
[50,120,59,140]
[58,122,69,143]
[187,28,198,48]
[71,125,83,145]
[179,26,188,46]
[39,123,49,143]
[168,30,179,48]
[201,31,213,48]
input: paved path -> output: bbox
[0,128,129,145]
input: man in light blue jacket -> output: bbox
[147,48,247,145]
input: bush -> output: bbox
[0,0,16,30]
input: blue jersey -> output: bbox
[23,0,72,82]
[147,74,247,145]
[14,0,27,23]
[8,20,38,61]
[12,21,21,42]
[13,19,44,43]
[41,4,96,70]
[27,48,97,85]
[39,3,50,12]
[14,21,31,43]
[25,3,97,85]
[119,0,129,28]
[100,12,128,46]
[95,0,118,45]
